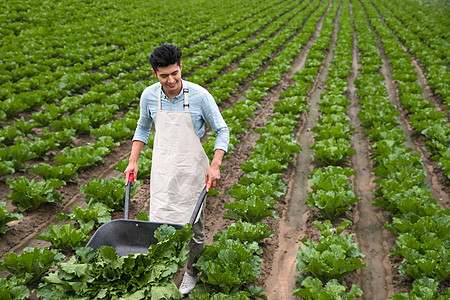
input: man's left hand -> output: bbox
[205,149,225,190]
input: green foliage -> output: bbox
[0,277,30,300]
[307,190,360,220]
[231,175,287,201]
[54,144,110,169]
[114,147,153,179]
[191,285,266,300]
[439,148,450,180]
[224,195,279,223]
[309,166,356,190]
[213,219,274,243]
[390,277,449,300]
[310,138,357,165]
[0,247,65,284]
[387,214,450,282]
[0,126,23,146]
[136,211,150,221]
[194,236,264,294]
[56,202,113,232]
[0,201,22,234]
[312,123,354,141]
[37,224,194,299]
[36,223,91,253]
[273,96,308,114]
[30,163,78,182]
[297,220,366,283]
[0,160,15,177]
[306,166,360,219]
[80,177,139,210]
[5,177,65,212]
[293,276,363,299]
[0,144,38,171]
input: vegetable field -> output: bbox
[1,0,449,298]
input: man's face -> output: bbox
[151,62,183,96]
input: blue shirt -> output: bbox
[132,80,229,153]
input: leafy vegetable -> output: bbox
[0,277,30,300]
[390,277,449,300]
[0,160,15,177]
[307,189,360,219]
[0,201,22,234]
[293,276,363,299]
[224,195,279,223]
[193,236,264,294]
[297,220,366,283]
[80,177,139,210]
[213,219,274,243]
[0,247,65,284]
[30,163,78,182]
[310,138,357,165]
[5,177,65,211]
[115,147,153,179]
[36,223,91,253]
[54,144,110,169]
[0,144,38,171]
[37,224,194,299]
[56,202,113,233]
[191,284,266,300]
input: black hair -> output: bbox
[148,44,182,72]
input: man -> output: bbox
[124,44,229,295]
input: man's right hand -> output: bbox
[124,162,138,185]
[124,141,145,184]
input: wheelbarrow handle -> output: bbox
[188,185,208,226]
[124,173,134,220]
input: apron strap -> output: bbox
[183,85,189,112]
[157,84,162,111]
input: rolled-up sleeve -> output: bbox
[132,88,154,144]
[202,93,229,153]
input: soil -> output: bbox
[1,1,449,300]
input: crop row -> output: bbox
[400,0,449,44]
[371,0,449,105]
[353,0,449,297]
[364,0,450,180]
[0,0,272,117]
[190,0,332,296]
[295,1,365,297]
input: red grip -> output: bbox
[128,173,134,182]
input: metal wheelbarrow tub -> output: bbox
[86,174,207,256]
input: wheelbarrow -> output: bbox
[86,173,208,256]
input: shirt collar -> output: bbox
[161,80,185,100]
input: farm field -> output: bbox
[0,0,449,299]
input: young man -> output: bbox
[124,44,229,294]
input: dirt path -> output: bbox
[347,4,392,298]
[264,1,338,297]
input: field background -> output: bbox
[0,0,449,299]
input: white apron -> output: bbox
[149,81,209,224]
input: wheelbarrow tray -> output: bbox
[86,174,207,256]
[86,219,184,256]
